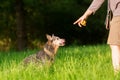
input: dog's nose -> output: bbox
[62,39,65,42]
[61,39,65,44]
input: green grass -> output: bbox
[0,44,120,80]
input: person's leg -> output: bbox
[110,45,120,73]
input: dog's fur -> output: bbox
[23,34,65,65]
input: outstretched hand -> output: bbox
[73,9,93,27]
[73,16,87,27]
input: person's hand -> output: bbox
[73,15,87,27]
[73,9,93,27]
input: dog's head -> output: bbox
[46,34,65,46]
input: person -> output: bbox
[73,0,120,74]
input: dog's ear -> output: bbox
[52,34,54,38]
[46,34,52,40]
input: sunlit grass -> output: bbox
[0,45,120,80]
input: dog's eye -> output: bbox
[57,38,59,40]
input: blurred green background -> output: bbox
[0,0,108,51]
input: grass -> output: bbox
[0,44,120,80]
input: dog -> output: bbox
[23,34,65,66]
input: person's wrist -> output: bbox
[82,15,88,20]
[83,10,93,19]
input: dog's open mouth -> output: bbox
[60,39,65,46]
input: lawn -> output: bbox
[0,44,120,80]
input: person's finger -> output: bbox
[73,20,78,25]
[78,22,82,27]
[73,18,81,25]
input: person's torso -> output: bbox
[110,0,120,16]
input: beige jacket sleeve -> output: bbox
[87,0,105,14]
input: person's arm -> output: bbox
[88,0,105,14]
[74,0,105,27]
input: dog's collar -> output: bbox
[44,48,54,58]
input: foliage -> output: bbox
[0,0,108,50]
[0,45,120,80]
